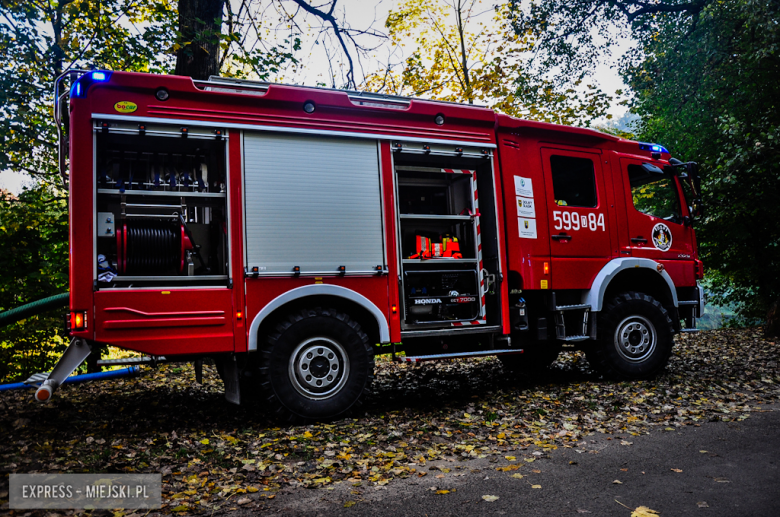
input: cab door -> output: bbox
[619,157,695,283]
[541,148,614,289]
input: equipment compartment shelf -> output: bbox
[402,258,478,264]
[97,189,226,198]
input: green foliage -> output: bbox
[0,186,69,382]
[509,0,780,324]
[0,0,178,186]
[364,0,611,126]
[626,0,780,324]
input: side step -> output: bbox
[554,303,590,311]
[551,294,592,342]
[397,349,523,363]
[680,328,700,333]
[559,335,589,342]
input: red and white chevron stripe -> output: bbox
[441,168,486,326]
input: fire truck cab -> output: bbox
[42,70,704,421]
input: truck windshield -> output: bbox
[627,164,682,225]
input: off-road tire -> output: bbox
[499,341,562,375]
[586,291,674,380]
[257,307,375,423]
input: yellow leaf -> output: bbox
[344,501,356,508]
[200,438,209,445]
[511,473,523,479]
[524,458,535,463]
[482,495,499,502]
[631,507,660,517]
[171,505,189,512]
[497,433,506,439]
[505,456,516,461]
[436,490,450,495]
[531,484,541,489]
[247,487,259,493]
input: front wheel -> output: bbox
[257,307,374,423]
[586,291,673,379]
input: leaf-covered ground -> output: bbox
[1,328,778,515]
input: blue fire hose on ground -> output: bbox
[0,366,139,392]
[0,292,141,394]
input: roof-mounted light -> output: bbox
[638,142,669,154]
[71,70,112,98]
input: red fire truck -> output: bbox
[38,70,704,421]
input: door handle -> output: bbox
[551,233,572,241]
[631,237,648,244]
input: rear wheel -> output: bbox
[586,291,673,379]
[257,307,374,423]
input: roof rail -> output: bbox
[197,75,486,109]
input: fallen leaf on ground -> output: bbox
[531,484,542,489]
[511,473,524,479]
[671,468,683,473]
[1,328,777,507]
[436,490,451,495]
[344,501,356,508]
[697,501,709,508]
[482,495,499,502]
[631,506,660,517]
[613,480,623,484]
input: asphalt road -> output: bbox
[245,404,780,516]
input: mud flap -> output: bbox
[218,356,241,405]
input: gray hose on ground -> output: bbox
[0,292,69,328]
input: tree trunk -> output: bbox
[765,300,780,338]
[175,0,225,80]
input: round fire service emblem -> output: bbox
[652,223,673,251]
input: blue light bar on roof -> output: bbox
[70,71,113,98]
[638,142,669,154]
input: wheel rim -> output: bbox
[288,337,350,400]
[613,315,657,363]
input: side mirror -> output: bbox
[641,162,665,176]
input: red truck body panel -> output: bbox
[66,71,699,358]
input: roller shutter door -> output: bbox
[243,132,384,275]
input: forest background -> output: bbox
[0,0,777,382]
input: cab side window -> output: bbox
[627,164,681,224]
[550,155,597,207]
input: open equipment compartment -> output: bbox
[93,120,229,288]
[394,149,501,330]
